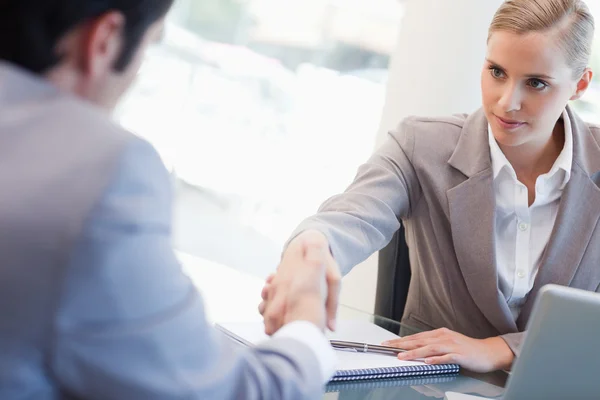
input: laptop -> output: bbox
[445,284,600,400]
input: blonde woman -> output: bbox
[260,0,598,373]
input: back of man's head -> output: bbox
[0,0,174,74]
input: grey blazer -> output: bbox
[292,106,600,356]
[0,63,324,399]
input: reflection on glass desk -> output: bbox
[326,306,507,400]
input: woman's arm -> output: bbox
[289,121,423,275]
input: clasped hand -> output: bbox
[258,230,342,334]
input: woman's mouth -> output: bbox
[495,115,526,130]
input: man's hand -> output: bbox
[383,328,515,373]
[258,230,341,335]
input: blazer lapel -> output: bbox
[516,107,600,329]
[447,110,518,334]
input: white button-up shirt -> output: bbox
[488,110,573,320]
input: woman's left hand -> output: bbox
[382,328,515,373]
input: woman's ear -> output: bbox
[570,68,593,101]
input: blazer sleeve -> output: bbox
[51,137,325,400]
[288,119,422,274]
[499,332,524,358]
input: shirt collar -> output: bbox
[488,108,573,187]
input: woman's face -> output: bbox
[481,30,589,149]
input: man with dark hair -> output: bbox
[0,1,336,399]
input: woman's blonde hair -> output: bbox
[489,0,595,77]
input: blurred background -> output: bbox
[115,0,600,280]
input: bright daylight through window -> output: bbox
[116,0,403,278]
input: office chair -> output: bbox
[374,222,412,334]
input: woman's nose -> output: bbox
[498,85,522,112]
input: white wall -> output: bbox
[339,0,504,314]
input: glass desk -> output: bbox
[325,306,507,400]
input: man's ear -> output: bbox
[80,11,125,78]
[570,68,593,101]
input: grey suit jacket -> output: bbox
[0,63,324,399]
[292,106,600,356]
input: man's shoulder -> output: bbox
[52,94,134,145]
[0,63,134,152]
[0,70,170,227]
[48,93,167,177]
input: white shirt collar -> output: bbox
[488,109,573,188]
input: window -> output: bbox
[116,0,404,277]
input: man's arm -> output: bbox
[51,137,334,400]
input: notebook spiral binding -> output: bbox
[326,374,459,392]
[330,363,460,382]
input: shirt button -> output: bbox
[518,222,529,231]
[517,270,526,279]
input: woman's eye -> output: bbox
[490,67,504,79]
[528,79,548,90]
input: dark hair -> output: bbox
[0,0,174,74]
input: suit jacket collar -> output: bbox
[447,108,490,177]
[446,108,514,333]
[567,105,600,178]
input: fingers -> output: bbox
[263,289,286,335]
[325,258,341,331]
[424,354,460,365]
[302,242,340,331]
[261,274,275,301]
[261,285,269,302]
[397,343,454,361]
[259,274,276,319]
[382,328,448,346]
[382,328,459,362]
[385,337,442,351]
[261,234,332,335]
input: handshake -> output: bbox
[258,230,342,334]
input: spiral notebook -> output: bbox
[216,319,460,382]
[326,375,459,392]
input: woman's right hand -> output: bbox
[259,230,342,333]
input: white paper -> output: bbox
[216,319,429,373]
